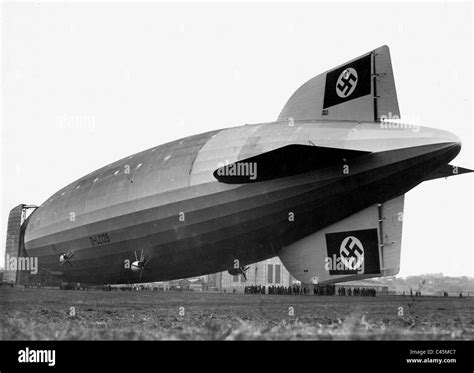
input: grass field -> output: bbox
[1,288,473,340]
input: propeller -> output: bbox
[228,266,250,280]
[240,266,250,281]
[59,252,74,267]
[131,249,152,282]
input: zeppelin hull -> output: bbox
[19,46,467,285]
[25,140,460,284]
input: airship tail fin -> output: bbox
[278,195,405,285]
[277,45,400,123]
[422,164,473,182]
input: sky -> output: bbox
[1,1,473,277]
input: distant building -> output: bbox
[176,278,205,291]
[146,276,207,291]
[4,205,40,286]
[207,257,297,293]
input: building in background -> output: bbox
[207,256,297,292]
[3,205,39,285]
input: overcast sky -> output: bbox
[1,1,472,277]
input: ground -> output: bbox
[1,288,473,340]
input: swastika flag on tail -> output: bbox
[277,45,400,122]
[323,54,372,109]
[325,228,381,276]
[278,195,404,285]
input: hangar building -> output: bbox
[206,257,297,292]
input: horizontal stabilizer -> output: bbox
[423,164,473,181]
[213,144,370,184]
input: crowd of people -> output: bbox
[256,285,377,296]
[243,284,377,296]
[244,285,308,295]
[267,285,304,295]
[244,285,266,294]
[337,287,376,296]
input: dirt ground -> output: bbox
[1,288,473,340]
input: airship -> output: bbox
[5,45,472,286]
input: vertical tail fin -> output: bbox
[278,195,405,284]
[278,45,400,123]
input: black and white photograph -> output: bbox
[1,0,473,370]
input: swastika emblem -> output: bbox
[340,236,364,271]
[336,68,358,98]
